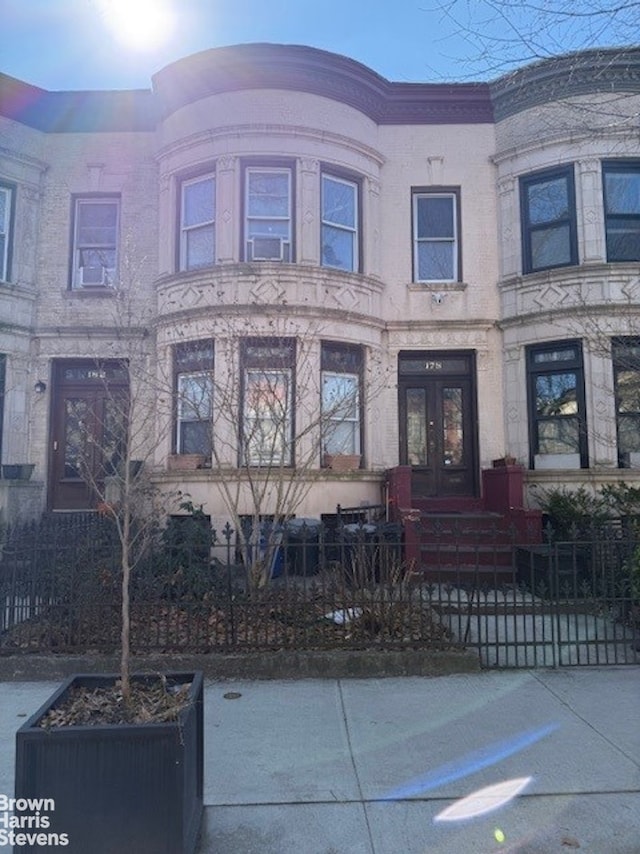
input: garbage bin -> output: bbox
[285,518,322,576]
[340,523,377,586]
[241,519,284,580]
[374,521,403,580]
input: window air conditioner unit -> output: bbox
[247,237,290,262]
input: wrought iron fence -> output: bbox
[0,514,638,666]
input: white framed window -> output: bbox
[72,197,119,288]
[244,167,292,262]
[241,339,295,466]
[174,342,214,456]
[413,191,459,282]
[321,343,363,460]
[180,174,215,271]
[0,184,13,283]
[321,174,358,272]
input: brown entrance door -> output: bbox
[49,361,129,510]
[398,351,478,499]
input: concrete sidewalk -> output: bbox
[1,668,639,853]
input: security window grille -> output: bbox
[72,198,119,287]
[413,192,459,282]
[603,162,640,262]
[245,168,292,262]
[520,167,577,273]
[180,174,216,270]
[321,174,358,272]
[174,342,214,456]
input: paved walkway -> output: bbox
[1,667,639,853]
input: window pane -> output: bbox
[79,248,116,284]
[324,421,357,455]
[531,224,572,269]
[322,373,358,419]
[533,347,577,365]
[180,421,211,455]
[78,203,117,244]
[618,414,640,455]
[185,226,215,269]
[616,369,640,413]
[418,242,454,280]
[322,224,355,271]
[248,172,289,217]
[406,388,427,465]
[606,220,640,261]
[322,177,355,228]
[0,190,7,227]
[535,373,577,416]
[538,418,579,454]
[247,220,289,238]
[443,387,463,465]
[183,178,214,227]
[178,373,213,420]
[605,171,640,214]
[417,196,453,238]
[527,177,569,224]
[244,369,291,465]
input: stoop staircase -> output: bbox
[387,466,543,583]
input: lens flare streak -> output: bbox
[379,722,557,801]
[434,776,532,822]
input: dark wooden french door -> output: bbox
[49,360,129,510]
[398,351,478,499]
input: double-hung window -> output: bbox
[72,197,119,288]
[180,173,216,270]
[612,338,640,467]
[412,189,460,283]
[242,339,295,467]
[321,173,359,272]
[527,341,587,468]
[244,166,292,262]
[321,343,363,461]
[603,161,640,262]
[520,166,577,273]
[0,183,14,283]
[174,341,214,456]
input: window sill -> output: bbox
[407,281,467,293]
[64,287,117,298]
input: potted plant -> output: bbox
[15,672,203,854]
[2,463,35,480]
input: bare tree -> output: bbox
[434,1,640,76]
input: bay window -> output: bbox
[244,166,293,262]
[180,173,216,270]
[321,343,363,461]
[174,341,214,456]
[242,339,295,466]
[321,173,359,272]
[603,161,640,262]
[520,166,577,273]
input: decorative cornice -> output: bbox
[4,44,638,134]
[490,47,640,121]
[152,44,493,126]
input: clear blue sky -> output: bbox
[2,0,633,91]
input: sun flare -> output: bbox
[99,0,175,51]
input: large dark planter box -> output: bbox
[14,672,203,854]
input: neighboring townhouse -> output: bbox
[0,44,638,532]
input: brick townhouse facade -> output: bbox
[0,44,638,530]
